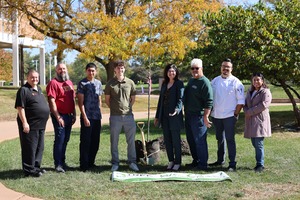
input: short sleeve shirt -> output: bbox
[15,83,50,130]
[77,78,103,120]
[104,77,136,115]
[46,78,75,114]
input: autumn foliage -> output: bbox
[0,50,12,81]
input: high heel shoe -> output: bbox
[166,161,174,170]
[172,164,181,171]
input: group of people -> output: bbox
[154,58,272,173]
[15,60,139,177]
[15,57,272,177]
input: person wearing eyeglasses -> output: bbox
[243,72,272,173]
[183,58,213,171]
[209,58,245,172]
[154,64,184,171]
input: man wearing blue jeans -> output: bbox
[184,58,213,171]
[210,58,244,171]
[105,60,139,172]
[47,63,76,173]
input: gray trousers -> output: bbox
[109,115,137,165]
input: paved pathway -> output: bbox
[0,111,154,200]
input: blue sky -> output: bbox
[27,0,260,64]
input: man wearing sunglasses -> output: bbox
[184,58,213,171]
[209,58,245,172]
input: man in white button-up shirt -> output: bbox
[210,58,245,172]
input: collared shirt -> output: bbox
[15,82,50,130]
[77,78,103,120]
[104,77,136,115]
[210,75,245,119]
[46,78,75,114]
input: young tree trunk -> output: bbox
[280,80,300,127]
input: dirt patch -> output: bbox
[241,183,300,199]
[157,136,191,155]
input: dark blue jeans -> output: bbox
[80,118,101,170]
[51,113,73,167]
[185,113,208,168]
[212,116,237,167]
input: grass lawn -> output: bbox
[0,105,300,200]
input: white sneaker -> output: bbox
[111,164,119,172]
[167,161,174,170]
[172,164,181,171]
[129,163,139,172]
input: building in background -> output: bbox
[0,9,45,86]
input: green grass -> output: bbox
[0,106,300,200]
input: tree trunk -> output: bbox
[105,61,115,82]
[279,80,300,127]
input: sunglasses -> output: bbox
[191,67,199,70]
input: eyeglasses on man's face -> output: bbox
[191,67,200,70]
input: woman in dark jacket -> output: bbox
[154,64,184,171]
[243,72,272,173]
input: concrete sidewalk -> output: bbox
[0,111,154,200]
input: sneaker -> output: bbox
[172,164,181,171]
[167,161,174,170]
[111,164,119,172]
[227,166,236,172]
[254,165,264,173]
[129,163,139,172]
[55,165,65,173]
[208,161,225,167]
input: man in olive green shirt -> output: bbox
[104,60,139,172]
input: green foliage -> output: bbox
[198,0,300,125]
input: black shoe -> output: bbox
[62,163,70,170]
[192,165,208,171]
[25,171,43,177]
[80,167,88,172]
[227,166,236,172]
[254,165,264,173]
[208,161,225,167]
[38,168,46,174]
[89,164,98,168]
[185,161,198,168]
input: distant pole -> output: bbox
[32,60,38,71]
[49,55,52,81]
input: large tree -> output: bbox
[201,0,300,126]
[1,0,221,81]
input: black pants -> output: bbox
[80,118,101,170]
[19,128,45,175]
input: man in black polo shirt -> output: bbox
[15,69,50,177]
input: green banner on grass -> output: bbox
[111,171,231,182]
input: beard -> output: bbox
[56,71,69,82]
